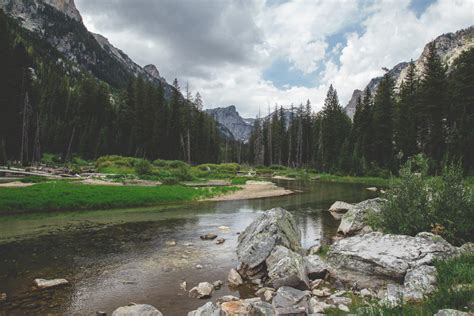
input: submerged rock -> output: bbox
[34,278,69,289]
[112,304,162,316]
[236,208,301,280]
[189,282,214,299]
[200,233,218,240]
[337,198,385,236]
[272,286,310,315]
[187,302,224,316]
[328,201,354,219]
[266,245,310,290]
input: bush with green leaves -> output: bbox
[134,159,153,176]
[374,155,473,245]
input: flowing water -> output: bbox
[0,180,377,315]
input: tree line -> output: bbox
[0,10,221,165]
[248,44,474,175]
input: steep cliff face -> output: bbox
[0,0,175,96]
[344,26,474,119]
[206,106,254,142]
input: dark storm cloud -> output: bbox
[76,0,264,74]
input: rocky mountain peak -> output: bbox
[144,64,160,79]
[43,0,81,21]
[205,105,253,142]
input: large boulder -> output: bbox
[266,245,310,290]
[189,282,214,299]
[187,302,224,316]
[337,198,385,236]
[237,208,301,279]
[328,201,354,220]
[112,304,162,316]
[402,265,437,302]
[272,286,310,315]
[327,232,458,283]
[227,268,243,286]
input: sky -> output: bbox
[75,0,473,117]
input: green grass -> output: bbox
[0,181,239,214]
[355,254,474,315]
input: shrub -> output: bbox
[171,166,193,181]
[374,155,474,245]
[134,159,152,176]
[269,164,287,170]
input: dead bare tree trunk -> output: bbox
[186,128,191,164]
[32,112,41,165]
[20,92,31,165]
[180,133,187,162]
[65,126,76,164]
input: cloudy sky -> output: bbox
[75,0,473,117]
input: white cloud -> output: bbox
[76,0,473,118]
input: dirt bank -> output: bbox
[204,181,293,201]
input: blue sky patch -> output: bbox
[409,0,436,17]
[263,57,319,89]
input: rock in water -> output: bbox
[272,286,310,315]
[304,255,328,280]
[187,302,224,316]
[337,198,385,236]
[266,245,310,290]
[200,233,218,240]
[237,208,301,273]
[227,268,243,286]
[34,278,69,289]
[112,304,162,316]
[189,282,214,299]
[328,201,354,219]
[328,232,458,282]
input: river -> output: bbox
[0,180,376,315]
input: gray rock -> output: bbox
[309,298,334,313]
[216,295,240,305]
[337,198,385,236]
[381,284,404,307]
[272,286,310,315]
[434,309,469,316]
[220,300,253,315]
[328,295,352,306]
[213,280,223,289]
[403,265,437,302]
[188,302,224,316]
[251,300,276,316]
[307,245,321,255]
[112,304,162,316]
[328,201,354,219]
[189,282,214,299]
[34,278,69,289]
[227,268,243,286]
[266,245,310,290]
[304,255,328,280]
[237,208,301,277]
[338,304,350,312]
[459,242,474,254]
[327,232,458,281]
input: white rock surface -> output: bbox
[112,304,162,316]
[34,278,69,289]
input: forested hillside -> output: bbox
[247,43,474,175]
[0,10,221,165]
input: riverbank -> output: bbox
[0,181,239,215]
[204,181,294,201]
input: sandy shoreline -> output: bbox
[204,180,293,201]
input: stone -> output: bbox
[251,300,275,316]
[338,304,350,312]
[459,242,474,254]
[227,268,243,286]
[381,284,404,307]
[213,280,223,289]
[337,198,385,236]
[403,265,437,302]
[304,255,328,280]
[266,245,310,290]
[366,187,378,192]
[237,208,301,272]
[196,264,203,269]
[216,238,225,245]
[180,281,187,291]
[272,286,310,315]
[189,282,214,299]
[218,226,230,231]
[327,232,458,282]
[165,240,176,246]
[309,298,334,313]
[112,304,162,316]
[434,309,469,316]
[187,302,224,316]
[0,293,6,302]
[328,201,354,219]
[310,279,324,290]
[359,288,372,297]
[200,233,218,240]
[34,278,69,289]
[216,295,240,305]
[312,288,331,297]
[220,300,253,315]
[328,295,352,305]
